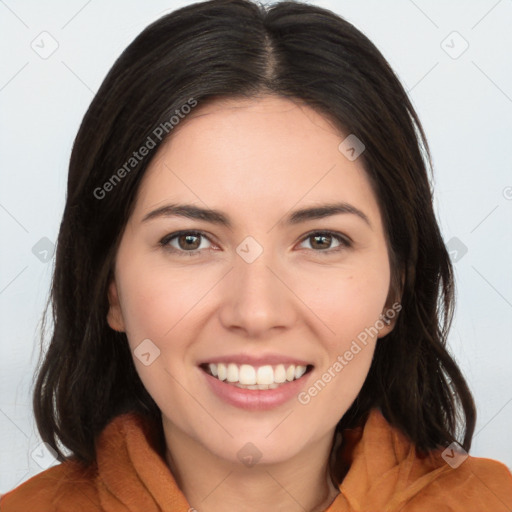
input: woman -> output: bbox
[2,0,511,510]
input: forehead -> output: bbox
[132,95,382,230]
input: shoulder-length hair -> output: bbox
[34,0,476,474]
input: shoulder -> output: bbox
[412,453,512,511]
[359,409,512,511]
[0,458,101,512]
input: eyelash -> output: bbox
[158,230,352,257]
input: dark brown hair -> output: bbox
[33,0,476,475]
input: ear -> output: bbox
[376,305,400,338]
[378,269,405,338]
[107,279,126,332]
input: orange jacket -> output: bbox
[2,408,511,511]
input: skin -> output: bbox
[107,95,399,512]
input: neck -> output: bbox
[163,422,341,512]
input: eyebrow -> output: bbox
[141,202,372,229]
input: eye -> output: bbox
[297,231,352,253]
[159,230,214,255]
[159,229,352,257]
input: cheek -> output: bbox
[293,256,390,343]
[295,264,387,414]
[117,261,207,346]
[115,264,202,399]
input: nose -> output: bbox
[218,248,298,338]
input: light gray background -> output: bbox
[1,0,511,493]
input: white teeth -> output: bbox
[239,364,256,385]
[257,365,274,385]
[226,363,238,382]
[294,365,307,379]
[217,363,227,381]
[274,364,286,383]
[205,362,309,386]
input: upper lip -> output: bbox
[198,353,313,367]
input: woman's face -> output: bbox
[107,95,397,466]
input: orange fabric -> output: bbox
[1,408,511,511]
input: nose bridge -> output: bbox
[237,249,277,298]
[219,236,295,334]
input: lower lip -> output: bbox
[200,367,313,411]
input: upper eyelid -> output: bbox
[160,230,218,247]
[297,231,352,249]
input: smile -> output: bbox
[200,362,314,390]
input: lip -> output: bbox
[198,353,313,367]
[199,364,314,411]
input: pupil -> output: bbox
[312,234,330,249]
[180,234,199,250]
